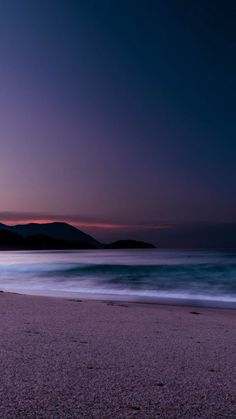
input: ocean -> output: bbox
[0,249,236,308]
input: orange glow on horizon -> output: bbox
[2,218,171,230]
[4,219,57,226]
[0,213,172,230]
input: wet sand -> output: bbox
[0,292,235,418]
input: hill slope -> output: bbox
[0,222,102,248]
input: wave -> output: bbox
[0,250,236,306]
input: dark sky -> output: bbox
[0,0,235,243]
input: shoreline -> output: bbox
[1,248,236,311]
[0,291,235,418]
[2,287,236,310]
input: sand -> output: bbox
[0,292,235,418]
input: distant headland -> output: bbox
[0,222,156,250]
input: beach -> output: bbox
[0,292,235,418]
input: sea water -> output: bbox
[0,249,236,308]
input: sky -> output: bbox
[0,0,235,245]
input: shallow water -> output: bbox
[0,249,236,308]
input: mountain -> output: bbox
[24,235,97,250]
[0,230,99,250]
[0,229,23,250]
[105,240,156,249]
[0,222,156,250]
[0,222,101,248]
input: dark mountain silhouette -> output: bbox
[0,230,23,250]
[0,230,99,250]
[0,223,156,250]
[0,222,101,248]
[105,240,156,249]
[24,234,68,250]
[24,235,97,250]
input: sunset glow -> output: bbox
[0,1,235,246]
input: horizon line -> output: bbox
[0,215,235,232]
[0,215,172,231]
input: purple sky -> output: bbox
[0,1,235,244]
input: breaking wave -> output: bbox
[0,249,236,307]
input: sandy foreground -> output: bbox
[0,292,235,419]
